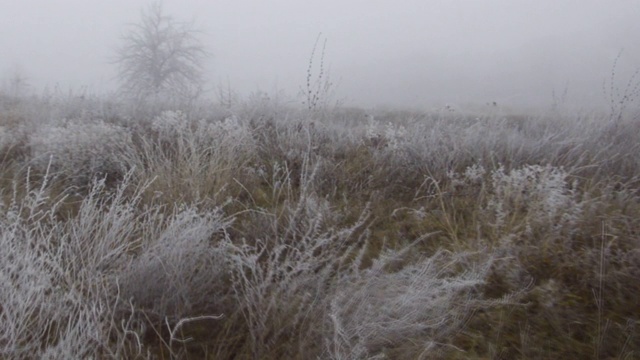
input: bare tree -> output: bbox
[114,2,207,103]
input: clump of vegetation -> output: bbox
[0,87,639,359]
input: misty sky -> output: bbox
[1,0,639,110]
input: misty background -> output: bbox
[1,0,639,111]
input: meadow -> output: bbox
[0,91,638,359]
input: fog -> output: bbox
[2,0,639,111]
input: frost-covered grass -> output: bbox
[0,94,639,359]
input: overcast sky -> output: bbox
[1,0,639,110]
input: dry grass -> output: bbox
[0,93,639,359]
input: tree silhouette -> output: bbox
[114,2,207,103]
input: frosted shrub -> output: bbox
[211,115,245,141]
[127,110,256,205]
[486,164,583,236]
[363,117,410,152]
[388,116,469,175]
[363,115,387,149]
[28,119,133,183]
[447,163,486,188]
[327,249,494,359]
[463,163,486,183]
[0,170,234,358]
[222,191,361,355]
[0,174,119,359]
[118,203,233,319]
[383,121,407,150]
[151,110,189,139]
[151,110,253,152]
[205,114,254,153]
[364,115,378,140]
